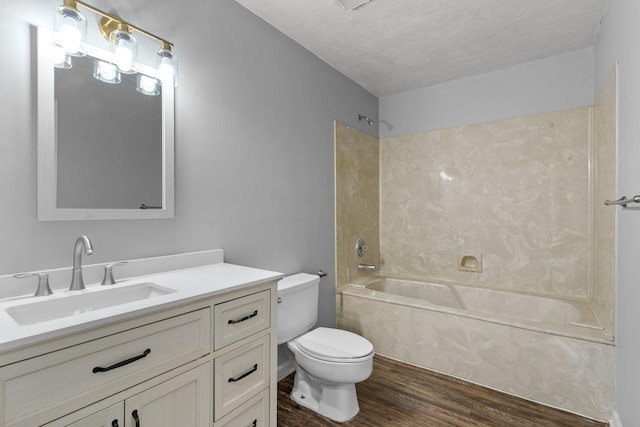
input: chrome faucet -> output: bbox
[69,235,94,291]
[358,263,376,272]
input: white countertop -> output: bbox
[0,263,283,353]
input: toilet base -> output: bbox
[290,367,360,423]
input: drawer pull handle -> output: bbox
[112,420,119,427]
[250,419,257,427]
[228,364,258,382]
[92,349,151,373]
[228,310,258,324]
[132,409,140,427]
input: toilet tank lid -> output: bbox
[297,327,374,359]
[277,273,320,295]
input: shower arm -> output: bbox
[358,114,374,126]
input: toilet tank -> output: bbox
[277,273,320,344]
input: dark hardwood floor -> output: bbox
[277,355,607,427]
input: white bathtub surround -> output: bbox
[590,65,617,340]
[335,122,380,290]
[376,84,617,341]
[334,69,618,422]
[340,277,614,421]
[380,108,591,299]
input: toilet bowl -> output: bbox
[288,327,374,422]
[277,274,374,422]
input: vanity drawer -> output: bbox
[213,388,269,427]
[214,289,270,349]
[0,309,210,427]
[214,334,270,420]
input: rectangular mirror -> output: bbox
[36,27,174,220]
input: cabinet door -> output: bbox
[124,363,211,427]
[64,403,124,427]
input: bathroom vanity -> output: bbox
[0,250,282,427]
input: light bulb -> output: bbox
[60,15,81,54]
[54,5,86,56]
[157,46,177,87]
[115,43,133,72]
[158,57,174,85]
[110,30,137,74]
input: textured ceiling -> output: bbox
[233,0,608,97]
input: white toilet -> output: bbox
[277,273,374,422]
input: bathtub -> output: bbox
[345,276,607,340]
[338,276,614,421]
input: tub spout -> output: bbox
[358,264,376,272]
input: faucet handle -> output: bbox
[101,262,128,286]
[14,272,54,297]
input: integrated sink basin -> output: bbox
[6,282,176,326]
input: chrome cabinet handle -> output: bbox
[228,364,258,382]
[92,349,151,373]
[228,310,258,324]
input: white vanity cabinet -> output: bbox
[0,278,278,427]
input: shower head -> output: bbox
[358,114,374,126]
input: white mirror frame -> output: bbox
[36,27,175,221]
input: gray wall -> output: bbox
[379,47,595,138]
[0,0,378,329]
[595,0,640,424]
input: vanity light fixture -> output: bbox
[52,0,178,89]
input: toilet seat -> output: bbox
[295,327,374,363]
